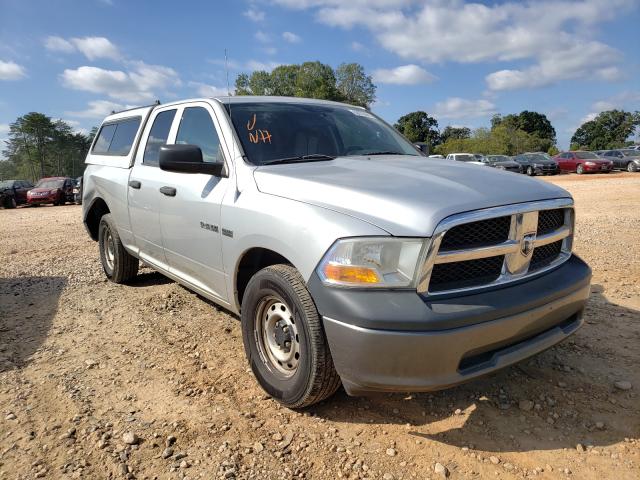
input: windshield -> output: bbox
[575,152,599,159]
[455,154,476,162]
[621,149,640,157]
[0,180,15,189]
[521,154,548,162]
[226,102,418,165]
[36,179,64,189]
[487,155,509,162]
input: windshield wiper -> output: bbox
[263,154,336,165]
[359,151,406,156]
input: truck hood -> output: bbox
[253,155,571,237]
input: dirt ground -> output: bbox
[1,172,638,480]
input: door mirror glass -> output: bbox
[159,144,224,176]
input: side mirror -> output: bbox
[159,144,224,176]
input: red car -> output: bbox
[27,177,75,206]
[553,151,613,174]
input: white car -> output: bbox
[445,153,484,165]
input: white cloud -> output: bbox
[372,64,435,85]
[0,123,10,135]
[282,31,301,43]
[245,60,281,72]
[350,41,365,52]
[65,100,127,119]
[433,97,496,120]
[263,46,278,55]
[254,31,271,43]
[0,60,26,80]
[44,36,75,53]
[44,36,120,60]
[271,0,634,91]
[189,81,231,97]
[244,7,265,22]
[578,91,640,125]
[485,41,622,91]
[61,62,180,103]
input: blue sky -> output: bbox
[1,0,639,150]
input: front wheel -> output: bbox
[241,264,341,408]
[576,164,584,174]
[526,166,535,176]
[98,213,139,283]
[628,162,636,173]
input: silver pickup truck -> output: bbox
[82,96,591,408]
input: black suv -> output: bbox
[513,153,559,176]
[0,179,34,208]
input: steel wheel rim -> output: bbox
[628,163,634,172]
[103,229,115,271]
[255,296,300,377]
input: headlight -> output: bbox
[317,237,427,288]
[50,189,58,194]
[585,162,596,166]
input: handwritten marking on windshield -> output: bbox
[246,113,272,144]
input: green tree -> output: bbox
[1,113,92,181]
[394,111,440,146]
[492,111,556,152]
[571,110,640,150]
[335,63,376,108]
[234,62,376,107]
[440,126,471,144]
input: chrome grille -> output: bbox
[418,199,574,295]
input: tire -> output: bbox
[98,213,139,283]
[241,264,341,408]
[628,162,636,173]
[576,164,584,174]
[526,166,535,176]
[7,197,16,209]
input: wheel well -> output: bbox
[236,248,291,309]
[85,198,110,241]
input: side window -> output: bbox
[143,109,177,166]
[93,124,117,154]
[108,118,141,155]
[92,117,141,156]
[175,107,223,163]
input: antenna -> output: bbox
[224,48,239,197]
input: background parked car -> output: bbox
[27,177,75,206]
[598,149,640,172]
[554,151,613,174]
[446,153,483,164]
[513,153,559,176]
[73,176,83,204]
[484,155,522,173]
[0,179,34,208]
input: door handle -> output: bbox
[160,186,177,197]
[128,180,141,189]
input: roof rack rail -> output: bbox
[111,100,161,115]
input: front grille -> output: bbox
[439,216,511,251]
[529,240,563,271]
[537,209,564,235]
[420,202,573,295]
[430,255,504,292]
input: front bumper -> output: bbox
[584,164,612,172]
[28,196,55,204]
[309,255,591,395]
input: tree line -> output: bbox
[1,113,95,181]
[2,61,638,181]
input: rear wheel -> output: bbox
[241,264,341,408]
[576,164,584,174]
[7,197,16,209]
[98,213,139,283]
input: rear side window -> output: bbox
[92,117,141,155]
[175,107,223,163]
[143,110,177,166]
